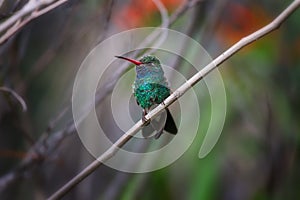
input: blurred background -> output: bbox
[0,0,300,199]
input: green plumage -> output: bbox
[134,83,170,109]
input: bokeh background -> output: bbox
[0,0,299,199]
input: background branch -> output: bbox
[0,86,27,112]
[0,0,68,44]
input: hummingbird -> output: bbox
[115,55,178,139]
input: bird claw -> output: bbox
[142,115,150,125]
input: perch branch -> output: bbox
[48,0,300,199]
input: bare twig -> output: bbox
[0,86,27,112]
[0,0,68,44]
[0,0,4,9]
[48,0,300,199]
[146,0,169,54]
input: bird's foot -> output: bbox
[142,110,150,126]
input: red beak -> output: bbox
[115,56,142,65]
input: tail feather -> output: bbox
[164,108,177,134]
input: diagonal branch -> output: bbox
[48,0,300,199]
[0,0,68,44]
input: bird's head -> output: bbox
[115,55,160,66]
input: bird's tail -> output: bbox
[163,108,178,134]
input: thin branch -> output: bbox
[0,0,62,32]
[48,0,300,199]
[0,0,4,9]
[0,0,68,45]
[146,0,169,54]
[0,86,27,112]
